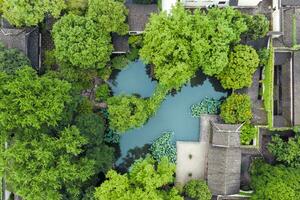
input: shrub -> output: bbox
[126,48,139,61]
[98,67,112,81]
[0,43,30,75]
[111,55,129,70]
[241,124,257,145]
[183,180,212,200]
[103,129,120,144]
[191,97,222,117]
[96,84,111,102]
[128,35,143,49]
[66,0,88,15]
[217,45,259,90]
[244,14,270,40]
[268,133,300,167]
[220,94,253,124]
[107,95,149,133]
[150,132,176,163]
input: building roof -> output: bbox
[0,20,40,69]
[211,123,242,148]
[208,147,242,196]
[126,4,158,33]
[112,34,130,54]
[293,51,300,125]
[208,122,242,196]
[282,0,300,6]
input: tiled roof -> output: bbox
[282,0,300,6]
[112,34,130,53]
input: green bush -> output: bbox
[150,132,176,163]
[220,93,253,124]
[127,48,139,61]
[191,97,222,117]
[96,84,111,102]
[111,55,130,70]
[103,129,120,144]
[244,14,270,40]
[217,45,259,89]
[183,180,212,200]
[98,67,112,81]
[241,124,257,145]
[107,95,149,133]
[128,35,143,49]
[66,0,88,15]
[263,45,274,128]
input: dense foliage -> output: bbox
[2,0,66,27]
[2,126,95,200]
[244,14,270,40]
[220,94,252,124]
[52,14,112,69]
[0,67,71,132]
[66,0,88,15]
[0,43,30,75]
[107,95,149,133]
[87,0,128,35]
[217,45,259,89]
[268,133,300,167]
[95,84,111,102]
[183,180,212,200]
[250,159,300,200]
[150,132,176,163]
[240,123,257,145]
[94,156,183,200]
[140,6,248,90]
[191,97,222,117]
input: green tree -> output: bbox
[94,156,183,200]
[66,0,88,15]
[268,133,300,167]
[0,43,30,75]
[107,95,149,133]
[194,7,247,76]
[244,14,270,40]
[95,84,111,102]
[2,0,66,27]
[140,6,195,90]
[240,123,257,145]
[87,0,128,35]
[250,159,300,200]
[2,126,95,200]
[220,94,252,124]
[183,179,212,200]
[0,67,71,132]
[52,14,112,69]
[217,45,259,89]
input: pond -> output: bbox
[109,60,227,166]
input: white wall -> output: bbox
[162,0,177,14]
[238,0,263,6]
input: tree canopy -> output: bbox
[2,126,95,200]
[140,6,248,90]
[52,14,112,69]
[183,179,212,200]
[94,156,183,200]
[87,0,128,35]
[0,67,71,132]
[107,95,149,133]
[250,159,300,200]
[217,45,259,89]
[0,43,30,75]
[220,93,252,124]
[268,133,300,167]
[244,14,270,40]
[2,0,66,27]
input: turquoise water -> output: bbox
[110,60,227,164]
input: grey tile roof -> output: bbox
[0,27,40,69]
[281,0,300,6]
[208,122,242,195]
[211,123,242,147]
[293,51,300,125]
[112,34,130,53]
[126,4,158,32]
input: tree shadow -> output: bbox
[190,70,207,87]
[116,144,151,173]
